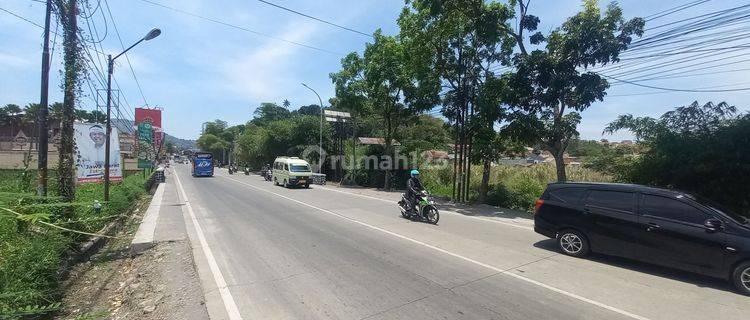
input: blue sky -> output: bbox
[2,0,749,141]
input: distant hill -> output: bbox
[164,133,197,151]
[112,118,196,150]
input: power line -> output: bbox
[608,79,750,97]
[256,0,372,38]
[137,0,344,55]
[103,0,149,107]
[644,0,710,22]
[0,6,45,28]
[599,73,750,92]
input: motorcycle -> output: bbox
[264,170,273,181]
[244,166,250,175]
[398,190,439,224]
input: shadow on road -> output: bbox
[533,239,736,293]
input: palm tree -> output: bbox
[282,99,291,109]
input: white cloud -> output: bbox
[215,22,322,101]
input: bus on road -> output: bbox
[192,152,214,177]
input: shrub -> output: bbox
[0,172,149,319]
[421,163,612,212]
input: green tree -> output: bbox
[331,30,428,190]
[196,133,229,162]
[504,0,644,182]
[400,114,452,156]
[251,103,291,126]
[398,0,515,201]
[0,104,22,126]
[294,104,321,117]
[605,101,749,218]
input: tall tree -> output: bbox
[504,0,644,181]
[398,0,515,202]
[251,102,291,126]
[605,101,750,217]
[55,0,84,201]
[330,30,428,191]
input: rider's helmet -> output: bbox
[410,169,420,177]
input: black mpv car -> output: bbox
[533,182,750,295]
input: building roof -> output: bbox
[357,137,401,146]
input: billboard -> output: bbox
[134,108,162,128]
[74,123,122,183]
[137,122,154,169]
[135,108,162,169]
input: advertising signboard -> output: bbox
[74,122,122,183]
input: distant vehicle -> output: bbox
[191,152,214,177]
[272,157,312,188]
[534,182,750,295]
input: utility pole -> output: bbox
[36,0,52,196]
[104,55,113,201]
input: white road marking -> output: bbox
[221,175,651,320]
[174,169,243,320]
[317,185,534,231]
[131,182,166,245]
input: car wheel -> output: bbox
[557,229,589,257]
[732,261,750,296]
[283,179,288,188]
[274,178,278,186]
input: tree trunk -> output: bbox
[553,149,567,182]
[57,0,78,203]
[477,157,491,204]
[464,101,473,202]
[451,119,459,202]
[383,117,392,191]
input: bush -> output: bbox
[422,163,612,212]
[0,172,149,319]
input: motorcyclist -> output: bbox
[406,169,425,215]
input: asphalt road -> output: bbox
[166,164,750,320]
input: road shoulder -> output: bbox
[56,178,209,320]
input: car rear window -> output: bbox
[549,187,586,204]
[642,194,708,225]
[586,190,634,212]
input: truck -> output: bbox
[192,152,214,177]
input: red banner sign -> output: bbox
[134,108,162,128]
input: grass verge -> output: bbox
[0,170,150,319]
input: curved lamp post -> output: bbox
[104,28,161,201]
[301,83,324,173]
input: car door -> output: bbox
[636,193,726,275]
[583,189,640,258]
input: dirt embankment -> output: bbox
[56,206,208,319]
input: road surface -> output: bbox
[160,164,749,320]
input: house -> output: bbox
[421,149,452,164]
[526,150,554,164]
[357,137,401,146]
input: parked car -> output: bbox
[534,182,750,295]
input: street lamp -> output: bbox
[104,28,161,201]
[301,83,324,174]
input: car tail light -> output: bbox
[534,199,544,214]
